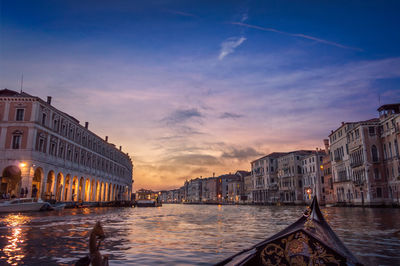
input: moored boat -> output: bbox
[0,198,48,213]
[216,197,362,266]
[135,199,162,207]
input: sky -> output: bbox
[1,0,400,191]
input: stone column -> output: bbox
[20,163,34,198]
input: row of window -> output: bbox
[37,106,129,166]
[8,128,130,178]
[383,139,400,160]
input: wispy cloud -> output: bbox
[241,12,248,22]
[221,147,263,160]
[164,9,197,18]
[231,22,363,51]
[162,108,203,125]
[218,36,247,60]
[219,112,243,119]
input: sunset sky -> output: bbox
[1,1,400,190]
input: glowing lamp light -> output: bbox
[320,165,324,170]
[19,162,27,168]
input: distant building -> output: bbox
[329,122,357,203]
[0,89,133,202]
[218,173,240,202]
[251,153,286,203]
[202,177,218,202]
[322,139,334,205]
[186,178,202,202]
[378,104,400,205]
[243,173,253,202]
[301,150,325,204]
[277,150,314,204]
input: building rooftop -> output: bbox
[377,103,400,113]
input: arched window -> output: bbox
[372,145,379,162]
[395,139,399,157]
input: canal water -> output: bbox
[0,204,399,265]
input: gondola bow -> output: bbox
[216,197,362,266]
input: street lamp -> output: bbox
[306,188,312,200]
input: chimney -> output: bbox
[119,146,122,151]
[85,122,89,129]
[47,96,52,105]
[323,139,329,153]
[213,172,215,178]
[105,136,108,142]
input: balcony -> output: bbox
[354,179,365,186]
[350,161,363,168]
[268,184,279,190]
[334,156,342,162]
[333,177,351,183]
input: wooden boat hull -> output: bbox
[0,198,47,213]
[216,197,362,266]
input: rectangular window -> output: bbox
[42,113,47,126]
[16,109,25,121]
[12,135,21,149]
[39,139,44,152]
[376,187,382,198]
[368,126,375,136]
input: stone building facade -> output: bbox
[378,104,400,205]
[301,150,325,204]
[277,151,314,204]
[0,89,133,202]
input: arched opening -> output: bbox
[78,177,84,202]
[45,171,55,200]
[90,179,95,201]
[72,176,78,201]
[108,183,112,201]
[84,179,90,202]
[55,173,64,202]
[100,182,104,201]
[104,183,109,201]
[64,175,71,201]
[1,165,22,198]
[32,167,43,199]
[95,181,100,201]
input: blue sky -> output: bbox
[1,0,400,190]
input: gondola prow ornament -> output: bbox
[75,221,109,266]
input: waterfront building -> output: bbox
[218,173,240,202]
[159,190,168,203]
[0,89,133,202]
[178,186,185,203]
[251,153,286,204]
[277,150,314,204]
[301,150,325,204]
[242,172,253,203]
[378,104,400,205]
[186,178,202,202]
[322,139,335,205]
[329,122,357,204]
[227,172,249,203]
[346,119,388,205]
[201,177,218,202]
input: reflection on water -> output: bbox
[0,205,399,265]
[0,214,31,265]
